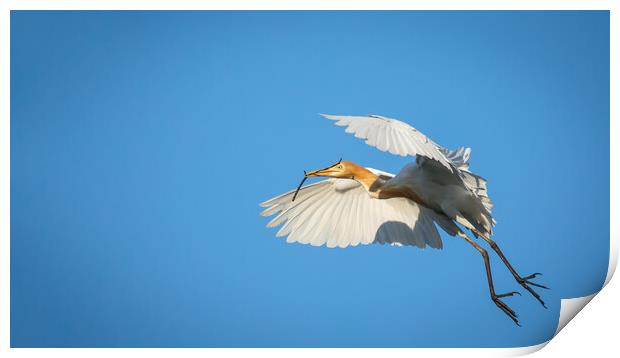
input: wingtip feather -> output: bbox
[319,113,339,120]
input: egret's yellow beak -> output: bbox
[305,167,335,177]
[291,159,343,202]
[305,159,342,178]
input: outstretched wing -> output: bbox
[260,170,458,249]
[320,114,453,170]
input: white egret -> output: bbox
[260,114,547,325]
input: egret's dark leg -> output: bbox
[457,231,521,326]
[474,230,548,308]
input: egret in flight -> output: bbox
[260,114,547,325]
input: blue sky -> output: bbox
[11,11,609,347]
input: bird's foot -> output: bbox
[492,291,521,326]
[515,272,549,308]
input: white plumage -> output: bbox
[262,114,493,246]
[322,114,453,169]
[259,113,548,325]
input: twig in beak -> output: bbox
[292,171,308,202]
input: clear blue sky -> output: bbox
[11,11,609,347]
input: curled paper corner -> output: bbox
[505,341,549,357]
[604,234,618,287]
[508,236,617,356]
[548,235,616,339]
[500,295,598,357]
[554,293,597,336]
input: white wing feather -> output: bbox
[321,114,453,171]
[260,174,446,249]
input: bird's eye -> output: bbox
[338,165,343,169]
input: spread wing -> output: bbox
[320,114,453,170]
[260,170,458,249]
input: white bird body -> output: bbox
[385,159,493,235]
[260,114,547,324]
